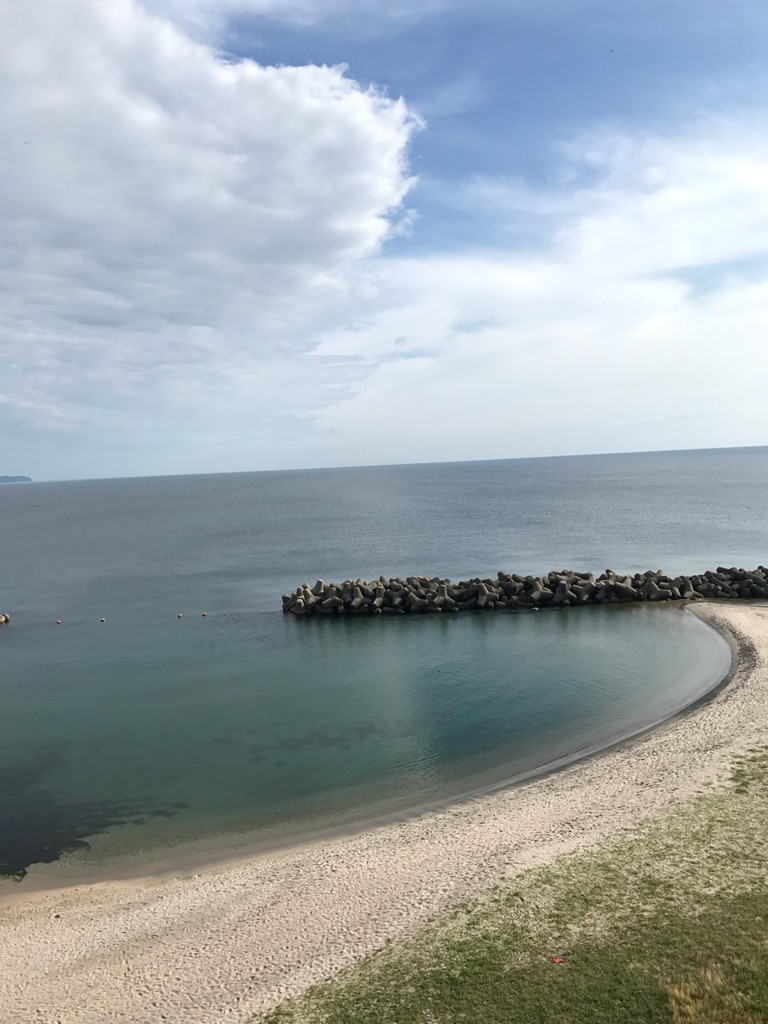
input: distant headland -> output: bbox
[283,566,768,616]
[0,476,32,484]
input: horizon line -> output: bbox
[12,441,767,486]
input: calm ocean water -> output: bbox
[0,446,765,884]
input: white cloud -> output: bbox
[0,0,418,444]
[309,124,768,464]
[2,0,767,479]
[140,0,454,40]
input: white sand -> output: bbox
[1,603,765,1024]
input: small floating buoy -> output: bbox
[201,611,208,617]
[177,613,183,619]
[56,619,61,625]
[100,617,106,623]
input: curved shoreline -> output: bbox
[1,603,765,1024]
[1,603,730,897]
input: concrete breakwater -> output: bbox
[282,566,768,616]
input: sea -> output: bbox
[1,446,766,886]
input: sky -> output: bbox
[2,0,767,480]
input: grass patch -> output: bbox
[260,747,768,1023]
[730,745,768,794]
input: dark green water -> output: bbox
[2,446,764,884]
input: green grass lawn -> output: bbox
[260,747,768,1024]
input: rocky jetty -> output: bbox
[282,567,768,616]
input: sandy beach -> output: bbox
[1,602,765,1024]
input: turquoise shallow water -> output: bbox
[0,446,764,883]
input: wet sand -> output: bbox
[1,603,764,1024]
